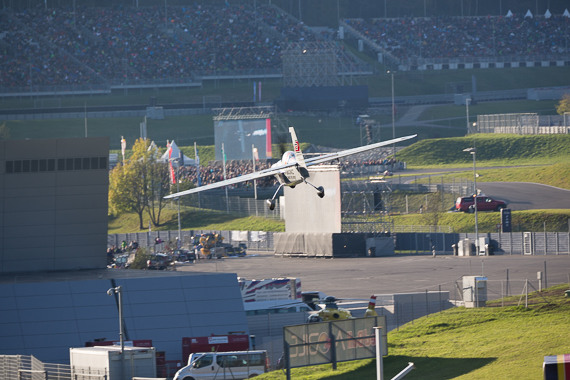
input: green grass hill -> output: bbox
[255,284,570,380]
[396,134,570,167]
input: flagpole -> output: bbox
[252,144,257,200]
[222,143,229,213]
[194,142,201,208]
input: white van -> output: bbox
[173,350,267,380]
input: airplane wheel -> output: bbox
[266,199,276,211]
[317,186,325,198]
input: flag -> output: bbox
[253,147,259,161]
[194,142,201,186]
[168,141,176,184]
[121,136,126,162]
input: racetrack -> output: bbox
[478,182,570,210]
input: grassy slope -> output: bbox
[256,285,570,380]
[391,210,570,233]
[396,134,570,166]
[108,206,284,234]
[409,162,570,190]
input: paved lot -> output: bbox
[177,253,570,301]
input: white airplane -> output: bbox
[164,127,417,210]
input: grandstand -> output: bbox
[342,13,570,71]
[0,3,369,95]
[1,2,568,96]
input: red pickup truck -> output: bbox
[455,195,507,212]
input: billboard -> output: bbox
[214,118,272,161]
[283,316,386,370]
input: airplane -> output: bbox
[164,127,417,210]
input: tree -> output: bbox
[146,144,171,227]
[109,138,178,229]
[109,157,148,229]
[556,93,570,115]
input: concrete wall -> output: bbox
[284,166,341,233]
[0,137,109,273]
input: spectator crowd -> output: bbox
[0,4,318,89]
[2,4,568,91]
[345,14,569,63]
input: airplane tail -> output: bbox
[289,126,307,168]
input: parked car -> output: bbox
[110,254,130,269]
[147,253,174,270]
[173,249,196,262]
[455,195,507,212]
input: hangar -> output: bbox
[0,137,248,365]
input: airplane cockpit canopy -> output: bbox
[281,151,296,165]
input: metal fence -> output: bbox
[395,232,570,255]
[0,355,71,380]
[477,113,570,135]
[109,230,570,257]
[108,229,274,253]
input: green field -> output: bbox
[255,284,570,380]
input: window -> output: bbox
[74,158,82,170]
[22,160,30,172]
[39,159,47,171]
[193,355,213,369]
[47,159,55,171]
[83,157,90,170]
[32,160,39,172]
[66,158,74,170]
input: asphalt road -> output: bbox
[401,168,570,210]
[477,182,570,210]
[177,253,570,302]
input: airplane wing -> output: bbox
[164,134,416,199]
[163,164,294,199]
[303,134,417,167]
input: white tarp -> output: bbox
[524,9,533,18]
[160,140,195,166]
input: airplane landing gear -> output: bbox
[266,199,276,211]
[267,183,284,210]
[304,179,325,199]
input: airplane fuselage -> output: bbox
[271,151,304,187]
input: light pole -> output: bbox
[463,147,479,254]
[387,70,396,157]
[465,98,471,134]
[106,286,124,353]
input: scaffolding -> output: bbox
[212,106,274,121]
[340,179,393,234]
[281,42,338,87]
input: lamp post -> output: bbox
[387,70,396,156]
[463,147,479,254]
[465,98,471,134]
[106,286,124,353]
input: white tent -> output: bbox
[506,10,513,17]
[160,140,195,166]
[544,9,552,19]
[524,9,533,18]
[564,9,570,18]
